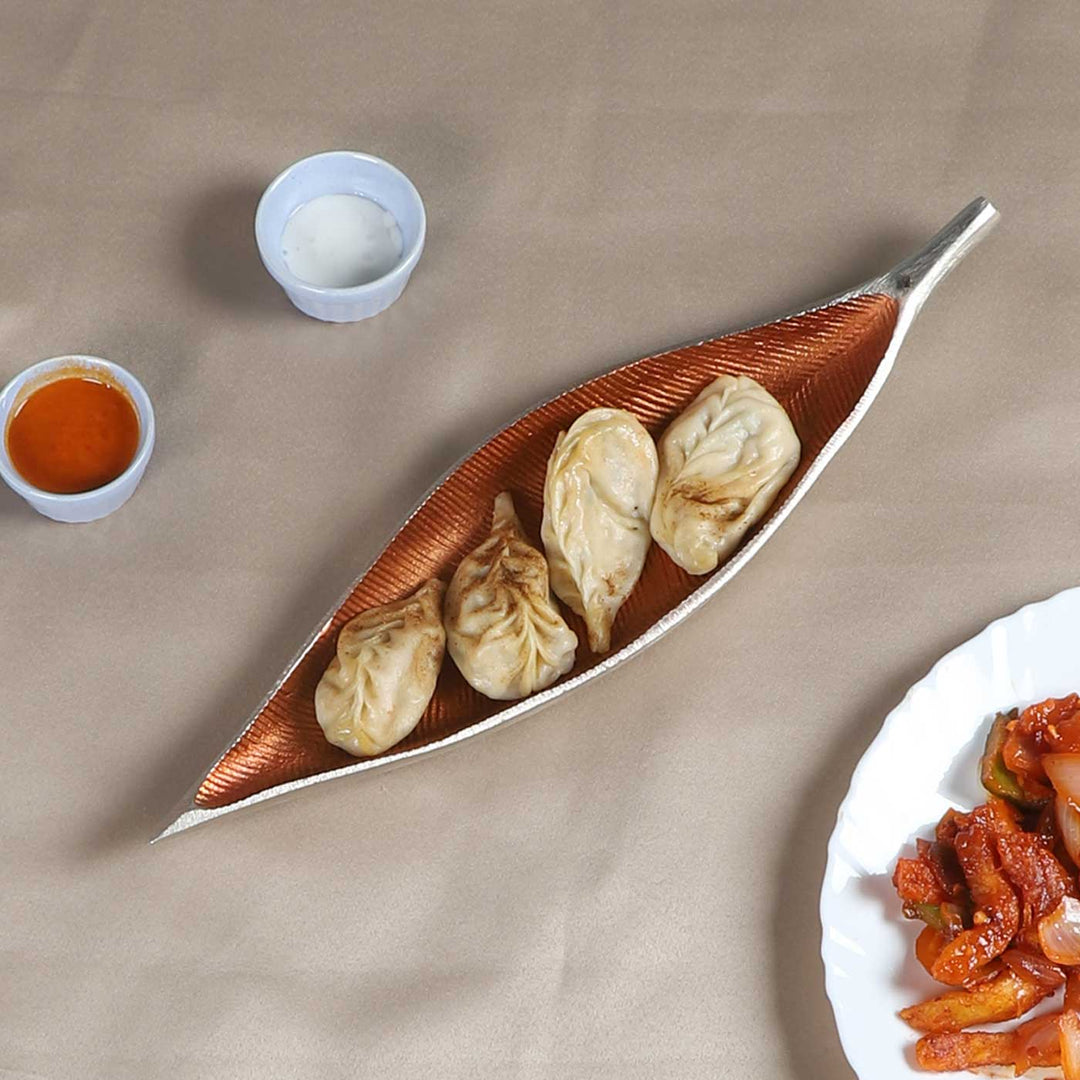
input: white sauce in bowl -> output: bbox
[281,194,403,288]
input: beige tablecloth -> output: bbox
[4,3,1080,1077]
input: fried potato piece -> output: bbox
[900,970,1055,1033]
[917,1014,1065,1072]
[914,1031,1014,1071]
[931,811,1021,985]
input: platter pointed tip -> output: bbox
[150,802,215,844]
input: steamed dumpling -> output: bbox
[650,375,800,575]
[315,578,446,757]
[445,492,577,700]
[541,408,658,653]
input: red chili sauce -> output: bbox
[6,375,140,494]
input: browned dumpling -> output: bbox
[315,579,445,756]
[541,408,658,653]
[651,375,800,575]
[445,492,577,700]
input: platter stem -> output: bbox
[882,196,999,312]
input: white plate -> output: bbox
[821,586,1080,1079]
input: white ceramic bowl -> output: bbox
[0,355,156,523]
[254,150,426,323]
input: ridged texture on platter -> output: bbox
[197,293,898,808]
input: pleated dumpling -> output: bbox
[651,375,800,575]
[445,492,577,700]
[315,578,446,757]
[541,408,658,653]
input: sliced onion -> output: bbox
[1061,1011,1080,1080]
[1039,896,1080,964]
[1002,948,1066,989]
[1069,970,1080,1013]
[1057,795,1080,865]
[1044,754,1080,809]
[1015,1012,1063,1073]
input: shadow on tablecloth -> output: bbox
[180,181,289,312]
[769,611,1008,1080]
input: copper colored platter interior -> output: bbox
[197,293,899,809]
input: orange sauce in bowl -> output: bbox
[6,375,140,494]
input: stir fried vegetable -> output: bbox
[894,693,1080,1075]
[916,1020,1064,1072]
[981,709,1047,808]
[899,970,1057,1032]
[915,1030,1022,1072]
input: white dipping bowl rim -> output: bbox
[0,354,155,517]
[254,150,426,304]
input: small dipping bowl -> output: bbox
[0,355,155,523]
[255,150,426,323]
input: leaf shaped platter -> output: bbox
[156,197,998,840]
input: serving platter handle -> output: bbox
[881,196,999,312]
